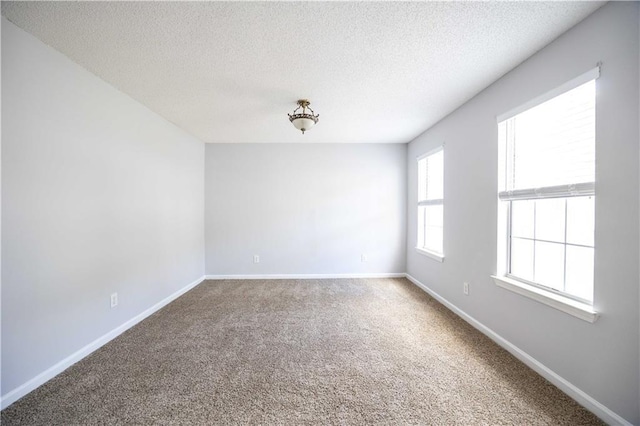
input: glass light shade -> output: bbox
[292,117,316,133]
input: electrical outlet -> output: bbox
[361,254,368,262]
[463,282,469,296]
[110,292,118,308]
[253,255,260,264]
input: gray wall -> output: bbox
[406,3,639,423]
[205,143,407,275]
[1,20,205,396]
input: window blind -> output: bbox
[499,77,596,200]
[418,148,443,203]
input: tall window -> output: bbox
[417,147,444,260]
[497,69,597,305]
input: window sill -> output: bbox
[415,247,444,262]
[491,275,599,323]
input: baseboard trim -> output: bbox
[204,273,406,280]
[1,275,206,410]
[404,273,632,426]
[3,273,629,424]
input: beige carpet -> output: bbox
[2,278,602,425]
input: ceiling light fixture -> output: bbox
[288,99,319,134]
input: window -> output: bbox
[495,68,598,315]
[417,147,444,261]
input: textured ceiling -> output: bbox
[2,2,604,144]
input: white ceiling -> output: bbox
[2,1,604,144]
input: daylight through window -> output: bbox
[417,148,444,259]
[498,72,597,304]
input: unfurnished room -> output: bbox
[1,1,639,425]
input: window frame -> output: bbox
[416,146,444,262]
[493,66,600,322]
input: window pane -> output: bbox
[511,200,534,238]
[426,150,443,200]
[535,198,565,243]
[566,196,594,247]
[565,245,594,302]
[534,241,565,292]
[510,237,533,282]
[425,226,443,253]
[417,206,426,248]
[418,205,443,254]
[424,204,443,253]
[425,204,443,228]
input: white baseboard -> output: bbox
[1,275,206,410]
[204,273,406,280]
[404,273,631,426]
[3,273,629,425]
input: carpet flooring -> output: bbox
[2,278,602,425]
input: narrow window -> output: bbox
[497,70,597,305]
[417,147,444,261]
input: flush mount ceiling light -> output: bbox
[288,99,319,134]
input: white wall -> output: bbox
[406,3,639,424]
[205,143,406,276]
[1,19,205,398]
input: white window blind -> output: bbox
[499,68,598,201]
